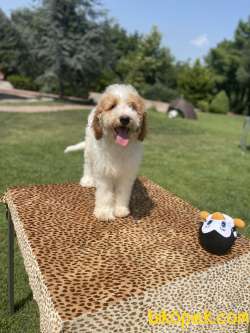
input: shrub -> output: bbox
[7,75,37,90]
[142,83,178,102]
[209,91,229,114]
[197,100,209,112]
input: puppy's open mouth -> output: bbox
[114,126,129,147]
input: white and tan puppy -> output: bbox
[65,84,146,221]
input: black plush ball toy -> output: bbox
[199,211,245,255]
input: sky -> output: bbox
[1,0,250,61]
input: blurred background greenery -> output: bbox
[0,0,250,115]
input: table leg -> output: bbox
[6,206,14,314]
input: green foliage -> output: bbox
[95,24,142,91]
[1,0,249,111]
[206,17,250,115]
[143,82,178,102]
[197,100,209,112]
[209,91,229,114]
[7,75,37,90]
[177,60,215,106]
[235,19,250,116]
[0,9,31,76]
[206,40,241,111]
[9,1,108,96]
[96,25,179,102]
[37,0,107,96]
[94,68,119,92]
[0,10,17,74]
[113,26,177,98]
[11,8,45,79]
[1,4,179,101]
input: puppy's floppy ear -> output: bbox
[128,94,147,141]
[92,108,103,140]
[138,112,147,141]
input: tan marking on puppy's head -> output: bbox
[127,94,147,141]
[99,94,119,113]
[92,94,119,140]
[127,94,145,116]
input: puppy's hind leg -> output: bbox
[80,150,95,188]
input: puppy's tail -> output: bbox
[64,141,85,153]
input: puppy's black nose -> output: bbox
[120,116,130,126]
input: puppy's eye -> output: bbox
[128,102,137,111]
[207,220,213,225]
[107,103,116,111]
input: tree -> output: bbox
[236,46,250,115]
[11,8,44,79]
[113,26,177,99]
[206,17,250,114]
[95,23,142,91]
[0,9,30,76]
[209,91,229,114]
[177,60,215,105]
[206,40,241,112]
[235,18,250,115]
[38,0,107,96]
[12,0,108,96]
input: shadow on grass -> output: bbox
[239,144,250,151]
[14,292,33,312]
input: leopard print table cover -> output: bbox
[3,177,250,333]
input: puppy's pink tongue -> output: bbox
[115,127,129,147]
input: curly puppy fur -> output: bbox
[65,84,146,221]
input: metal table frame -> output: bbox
[6,205,15,314]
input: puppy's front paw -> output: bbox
[94,207,115,221]
[80,177,95,188]
[114,206,130,218]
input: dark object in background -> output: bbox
[240,116,250,151]
[167,98,197,119]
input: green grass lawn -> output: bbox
[0,109,250,332]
